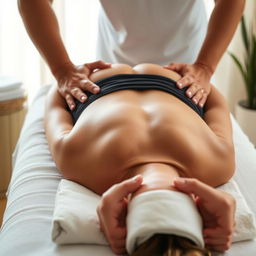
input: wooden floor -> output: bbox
[0,198,7,228]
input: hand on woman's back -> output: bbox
[54,60,111,110]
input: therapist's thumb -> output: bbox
[119,175,143,198]
[106,175,143,200]
[164,62,184,72]
[85,60,111,71]
[173,178,215,202]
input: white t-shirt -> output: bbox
[97,0,208,66]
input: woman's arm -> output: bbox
[202,86,235,187]
[203,85,233,147]
[44,85,73,166]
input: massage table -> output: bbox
[0,85,256,256]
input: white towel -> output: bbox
[217,181,256,242]
[52,179,108,245]
[52,178,256,247]
[126,190,204,254]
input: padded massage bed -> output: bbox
[0,85,256,256]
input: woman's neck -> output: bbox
[130,162,181,199]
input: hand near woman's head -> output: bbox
[97,175,143,255]
[97,176,235,255]
[173,178,236,252]
[53,60,111,110]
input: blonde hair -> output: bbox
[131,234,211,256]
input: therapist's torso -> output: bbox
[97,0,208,66]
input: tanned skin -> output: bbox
[44,63,235,195]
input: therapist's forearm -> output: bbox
[18,0,73,76]
[195,0,245,73]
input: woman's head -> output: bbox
[126,190,205,254]
[131,234,211,256]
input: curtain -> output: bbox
[0,0,253,112]
[0,0,100,104]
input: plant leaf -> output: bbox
[229,52,248,85]
[241,16,250,54]
[250,35,256,108]
[245,33,256,108]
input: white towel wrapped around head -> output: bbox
[126,190,204,254]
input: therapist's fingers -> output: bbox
[111,247,127,255]
[203,226,234,240]
[56,60,111,110]
[164,62,194,88]
[198,91,208,108]
[70,87,88,102]
[97,201,127,253]
[203,225,233,252]
[173,178,236,231]
[62,78,94,110]
[176,74,196,89]
[185,83,199,98]
[97,175,143,254]
[98,175,143,230]
[203,227,233,246]
[85,60,111,72]
[79,78,101,94]
[191,88,205,105]
[77,61,111,95]
[173,178,218,202]
[164,62,186,72]
[204,235,232,246]
[65,93,76,110]
[206,243,231,252]
[103,175,143,200]
[103,229,127,255]
[110,237,127,254]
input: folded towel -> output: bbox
[217,180,256,242]
[126,190,204,254]
[52,179,107,245]
[52,178,256,247]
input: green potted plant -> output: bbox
[229,15,256,145]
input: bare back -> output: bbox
[45,64,235,195]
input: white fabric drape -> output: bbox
[0,0,254,111]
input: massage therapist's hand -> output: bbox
[53,60,111,110]
[164,62,212,107]
[97,175,143,255]
[173,178,236,252]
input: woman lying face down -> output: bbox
[44,63,236,255]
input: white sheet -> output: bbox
[0,85,256,256]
